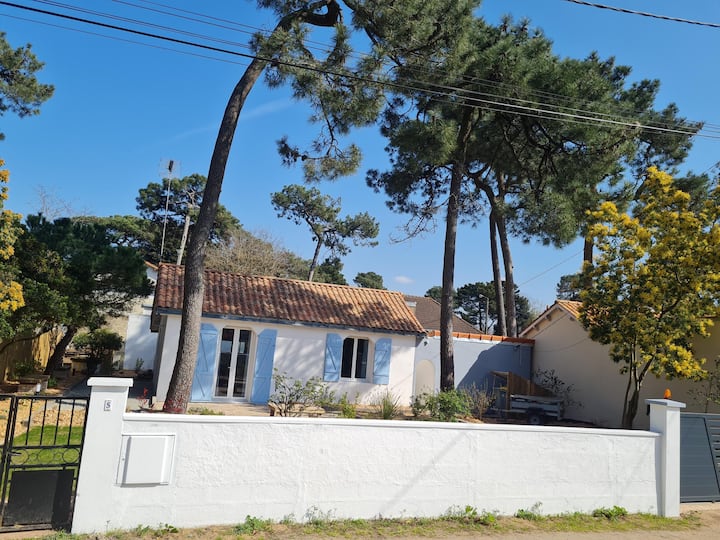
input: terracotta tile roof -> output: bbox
[556,300,582,318]
[152,264,425,335]
[404,295,479,334]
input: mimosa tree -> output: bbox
[580,167,720,428]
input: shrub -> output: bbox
[533,368,580,410]
[74,329,124,375]
[269,371,330,417]
[414,389,470,422]
[13,357,41,378]
[463,384,495,419]
[371,389,401,419]
[338,393,357,418]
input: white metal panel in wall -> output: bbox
[117,434,175,485]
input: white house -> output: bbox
[521,300,720,429]
[150,264,426,406]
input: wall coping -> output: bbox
[121,412,659,438]
[645,398,687,409]
[87,377,134,388]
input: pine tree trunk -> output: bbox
[44,326,77,376]
[439,164,462,391]
[308,237,323,282]
[495,208,517,337]
[163,2,341,413]
[489,211,506,336]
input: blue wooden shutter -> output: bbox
[250,329,277,404]
[373,338,392,385]
[191,323,218,402]
[324,333,341,382]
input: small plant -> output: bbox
[135,358,145,372]
[13,357,41,378]
[47,376,57,389]
[131,523,178,536]
[137,387,153,410]
[371,389,401,419]
[338,393,357,418]
[187,406,224,416]
[443,505,496,526]
[462,384,495,419]
[515,502,544,521]
[234,515,272,534]
[411,393,427,417]
[533,368,581,410]
[269,371,330,417]
[592,506,628,520]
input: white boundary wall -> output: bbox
[72,379,685,534]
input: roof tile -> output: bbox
[152,264,425,335]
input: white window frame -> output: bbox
[340,336,372,380]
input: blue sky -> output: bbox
[1,0,719,311]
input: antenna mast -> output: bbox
[158,159,179,264]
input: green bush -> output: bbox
[269,371,330,417]
[338,393,357,418]
[13,357,41,378]
[412,389,470,422]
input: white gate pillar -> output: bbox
[72,377,133,533]
[646,397,686,517]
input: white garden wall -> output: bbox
[72,379,684,534]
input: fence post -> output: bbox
[646,397,686,517]
[71,377,133,534]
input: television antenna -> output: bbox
[158,159,180,264]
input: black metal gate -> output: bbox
[680,413,720,502]
[0,394,88,532]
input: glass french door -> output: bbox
[215,328,252,398]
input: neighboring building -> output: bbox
[150,264,425,405]
[406,295,533,396]
[104,262,158,370]
[521,300,720,429]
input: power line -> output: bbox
[2,1,719,140]
[563,0,720,29]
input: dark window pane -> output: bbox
[216,329,234,396]
[233,330,251,397]
[341,338,354,378]
[355,339,368,379]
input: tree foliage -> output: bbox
[96,174,239,264]
[354,271,385,289]
[580,167,720,428]
[456,281,532,334]
[313,256,347,285]
[204,227,309,279]
[0,32,54,140]
[0,159,24,340]
[271,184,378,281]
[13,215,152,373]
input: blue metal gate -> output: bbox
[680,413,720,502]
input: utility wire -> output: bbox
[26,0,720,136]
[122,0,720,133]
[564,0,720,28]
[3,1,719,139]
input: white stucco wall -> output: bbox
[123,310,158,370]
[153,315,417,405]
[73,380,666,534]
[527,309,720,429]
[415,335,533,393]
